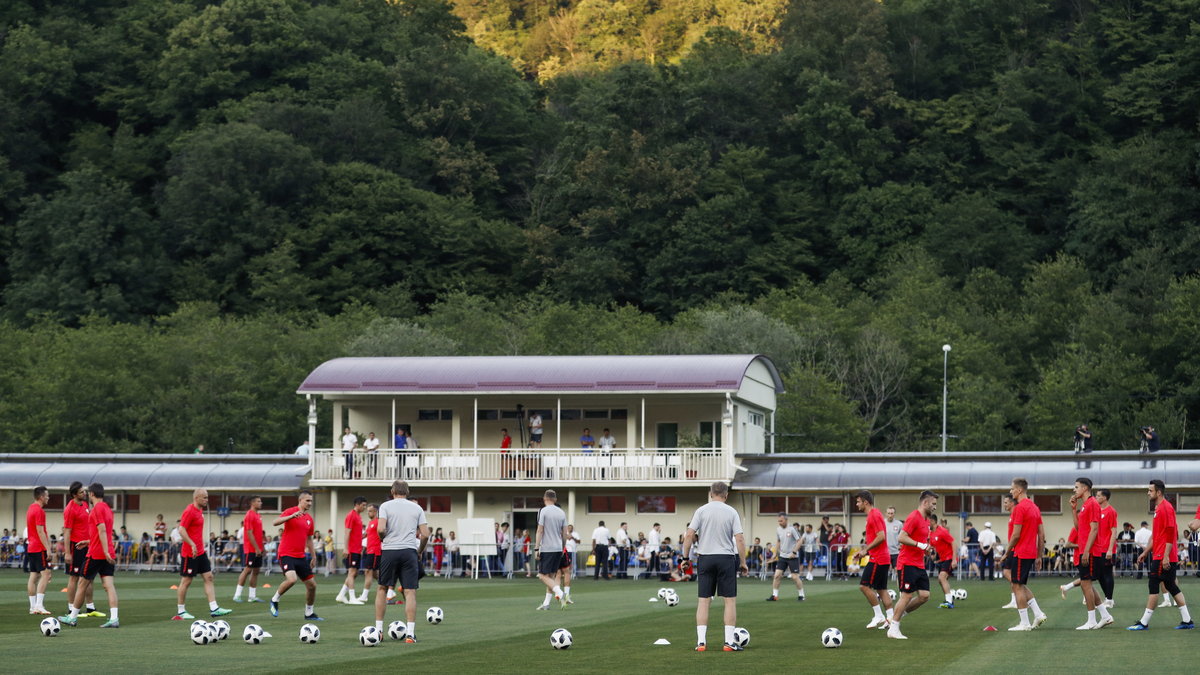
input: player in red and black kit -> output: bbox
[337,496,368,605]
[233,496,265,603]
[62,481,102,617]
[359,503,383,604]
[1004,477,1047,631]
[1072,478,1115,629]
[270,489,323,621]
[887,490,938,640]
[173,489,232,620]
[24,486,53,615]
[1094,488,1118,609]
[931,518,957,608]
[855,490,894,629]
[59,483,120,628]
[1129,479,1192,630]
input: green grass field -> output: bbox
[2,570,1198,672]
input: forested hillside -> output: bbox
[1,0,1198,454]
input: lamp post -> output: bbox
[941,344,951,453]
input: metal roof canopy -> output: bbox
[734,450,1200,492]
[297,354,785,395]
[0,454,309,491]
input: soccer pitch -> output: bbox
[2,572,1196,672]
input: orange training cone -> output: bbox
[263,583,272,588]
[170,584,178,589]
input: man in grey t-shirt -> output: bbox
[534,489,568,610]
[682,481,748,652]
[885,506,903,568]
[374,480,428,642]
[767,514,805,601]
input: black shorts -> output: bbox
[860,561,890,590]
[243,552,263,569]
[561,552,573,569]
[180,553,212,577]
[362,553,379,570]
[345,552,362,569]
[378,549,419,590]
[23,551,48,573]
[1095,555,1113,578]
[1149,559,1179,593]
[898,565,929,593]
[82,557,115,580]
[280,555,314,581]
[538,551,564,575]
[1078,557,1098,581]
[775,557,800,573]
[936,559,953,575]
[68,545,89,576]
[531,433,543,442]
[1012,557,1034,585]
[1003,555,1017,573]
[697,554,738,599]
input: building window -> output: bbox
[748,411,765,426]
[971,494,1003,513]
[610,409,627,419]
[588,496,626,514]
[560,409,581,420]
[281,495,316,511]
[817,496,844,513]
[789,496,816,513]
[418,409,453,421]
[1032,495,1061,514]
[412,496,452,513]
[512,497,543,510]
[476,409,499,421]
[942,494,963,514]
[759,495,818,515]
[637,496,676,514]
[222,494,280,512]
[698,421,722,449]
[45,493,66,511]
[500,410,523,420]
[759,496,786,514]
[584,410,610,420]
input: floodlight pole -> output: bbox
[941,344,951,453]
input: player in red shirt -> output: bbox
[1071,477,1113,629]
[930,518,957,609]
[855,490,894,629]
[999,494,1018,609]
[1094,488,1119,611]
[59,483,120,628]
[337,497,368,604]
[1129,480,1192,630]
[233,496,265,603]
[62,481,103,617]
[1003,478,1047,631]
[886,490,938,640]
[24,486,53,615]
[270,489,322,620]
[357,503,384,604]
[174,489,233,620]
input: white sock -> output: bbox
[1141,608,1154,625]
[69,606,79,619]
[772,589,779,598]
[946,593,953,603]
[85,603,96,611]
[208,600,219,612]
[723,625,735,644]
[234,584,244,598]
[305,604,314,615]
[798,588,805,597]
[177,604,186,614]
[387,589,396,600]
[1086,609,1096,623]
[1018,608,1030,626]
[1181,605,1192,623]
[29,596,35,610]
[886,607,894,619]
[271,592,281,603]
[697,625,707,644]
[552,585,563,598]
[248,587,257,600]
[110,608,118,620]
[543,592,553,606]
[1009,593,1016,604]
[872,604,884,619]
[1060,583,1071,592]
[36,593,45,608]
[1029,598,1043,616]
[376,620,384,631]
[564,587,571,598]
[406,621,415,638]
[1098,604,1112,621]
[67,604,76,615]
[337,585,347,598]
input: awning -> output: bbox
[0,454,310,491]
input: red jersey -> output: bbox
[1079,496,1100,552]
[864,507,890,564]
[1152,498,1179,562]
[180,503,205,557]
[88,501,114,559]
[25,502,47,553]
[931,525,955,562]
[1011,498,1041,559]
[366,518,382,555]
[344,509,364,553]
[242,509,264,554]
[1095,505,1118,556]
[501,435,512,450]
[279,506,314,559]
[897,509,931,567]
[63,498,91,544]
[1067,527,1082,565]
[1007,511,1015,540]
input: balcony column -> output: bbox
[332,402,342,446]
[473,398,478,449]
[466,489,475,518]
[556,398,561,449]
[770,410,776,453]
[568,489,576,529]
[640,397,646,448]
[329,488,338,548]
[391,399,396,449]
[451,409,461,449]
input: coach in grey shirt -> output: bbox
[375,480,429,640]
[885,505,903,567]
[683,482,748,651]
[535,489,569,609]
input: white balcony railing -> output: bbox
[310,448,729,484]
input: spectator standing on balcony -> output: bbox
[342,427,358,479]
[500,429,512,452]
[364,432,380,477]
[598,429,617,453]
[580,428,595,453]
[394,426,407,450]
[592,521,611,580]
[193,444,205,454]
[529,412,544,449]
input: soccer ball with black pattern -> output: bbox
[550,627,573,649]
[359,625,382,647]
[299,623,321,643]
[388,620,407,640]
[731,627,750,648]
[821,627,843,648]
[426,606,444,624]
[40,617,61,637]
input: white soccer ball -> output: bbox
[657,587,670,599]
[953,588,968,600]
[299,623,321,644]
[887,589,897,601]
[387,620,407,640]
[211,619,230,641]
[550,627,573,649]
[821,627,843,648]
[40,617,61,637]
[426,606,443,624]
[359,625,382,647]
[664,592,680,607]
[190,622,214,645]
[731,627,750,648]
[243,624,269,644]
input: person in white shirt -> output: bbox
[529,413,544,449]
[614,522,631,578]
[294,441,311,456]
[564,525,581,586]
[363,432,380,478]
[647,523,662,576]
[597,429,617,453]
[978,521,998,581]
[341,427,358,478]
[591,521,612,580]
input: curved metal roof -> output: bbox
[0,454,309,491]
[297,355,784,395]
[734,450,1200,491]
